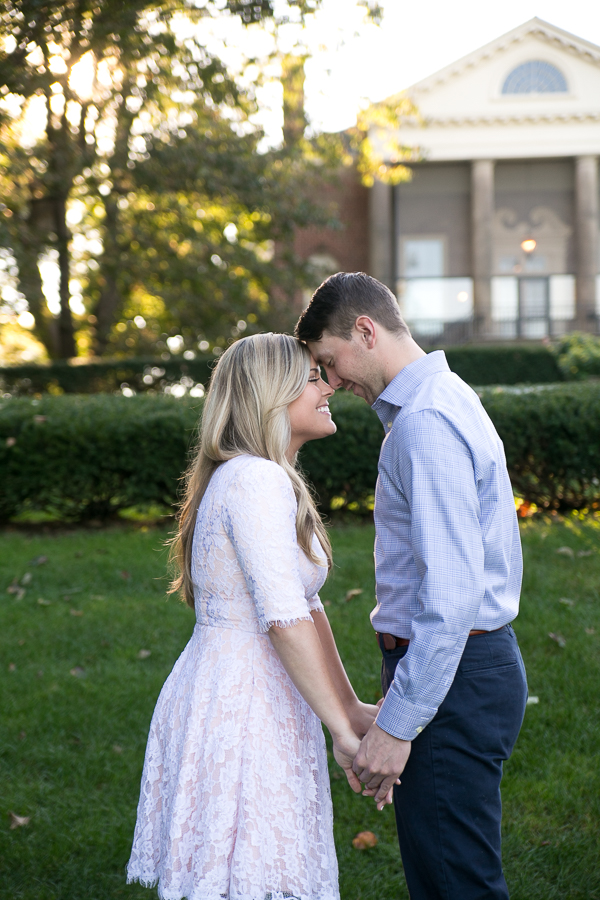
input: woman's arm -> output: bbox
[269,619,362,792]
[310,609,380,739]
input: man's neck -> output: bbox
[382,337,427,388]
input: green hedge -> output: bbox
[0,356,214,396]
[1,384,600,522]
[0,344,565,397]
[443,344,563,385]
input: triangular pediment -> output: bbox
[380,19,600,160]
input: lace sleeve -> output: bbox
[223,458,313,632]
[308,595,325,613]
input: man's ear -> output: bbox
[354,316,377,350]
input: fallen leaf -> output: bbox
[352,831,378,850]
[586,627,595,635]
[36,670,43,678]
[69,608,84,617]
[577,550,593,557]
[555,546,574,558]
[5,436,16,447]
[324,600,331,607]
[9,812,30,829]
[558,598,575,607]
[540,840,551,846]
[8,663,16,672]
[18,731,26,741]
[344,588,363,602]
[33,415,47,423]
[18,639,25,646]
[90,594,105,601]
[112,744,123,754]
[70,666,86,678]
[37,598,51,606]
[7,581,25,600]
[29,555,48,566]
[526,696,540,705]
[120,570,131,580]
[137,649,151,659]
[21,572,32,585]
[548,632,566,648]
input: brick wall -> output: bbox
[293,164,370,293]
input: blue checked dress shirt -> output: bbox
[371,351,522,741]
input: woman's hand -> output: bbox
[332,730,362,793]
[347,700,381,739]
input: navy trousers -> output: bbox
[380,625,527,900]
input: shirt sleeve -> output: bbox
[223,458,313,632]
[376,409,485,741]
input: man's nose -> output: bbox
[325,368,343,390]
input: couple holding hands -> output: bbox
[127,273,527,900]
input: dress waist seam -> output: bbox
[193,621,268,637]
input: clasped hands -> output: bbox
[332,700,411,811]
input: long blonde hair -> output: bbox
[170,333,333,608]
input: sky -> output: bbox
[299,0,600,133]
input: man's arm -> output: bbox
[353,409,485,793]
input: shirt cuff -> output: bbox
[375,681,438,741]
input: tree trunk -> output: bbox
[93,194,122,355]
[12,224,59,358]
[53,195,76,358]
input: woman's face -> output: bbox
[286,356,336,459]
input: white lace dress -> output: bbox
[127,455,339,900]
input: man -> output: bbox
[296,272,527,900]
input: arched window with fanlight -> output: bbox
[502,61,568,95]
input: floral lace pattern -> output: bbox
[127,456,338,900]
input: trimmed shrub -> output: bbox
[0,355,214,396]
[0,344,565,397]
[443,344,562,385]
[2,384,600,521]
[479,382,600,510]
[550,332,600,381]
[0,395,200,521]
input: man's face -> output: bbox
[306,330,384,406]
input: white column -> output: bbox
[368,179,394,290]
[471,159,495,338]
[575,155,599,332]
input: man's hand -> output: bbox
[353,722,412,806]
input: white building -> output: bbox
[368,18,600,343]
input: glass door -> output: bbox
[518,277,549,339]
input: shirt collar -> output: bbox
[372,350,450,417]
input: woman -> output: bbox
[127,334,381,900]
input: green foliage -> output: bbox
[2,520,600,899]
[0,356,214,396]
[0,395,200,521]
[550,332,600,381]
[443,344,563,386]
[3,383,600,521]
[0,343,567,399]
[0,0,343,359]
[480,382,600,510]
[299,391,382,512]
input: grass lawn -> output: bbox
[2,517,600,900]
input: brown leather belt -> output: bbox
[377,627,505,651]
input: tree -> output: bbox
[0,0,406,360]
[0,0,342,358]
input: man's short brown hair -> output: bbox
[295,272,410,343]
